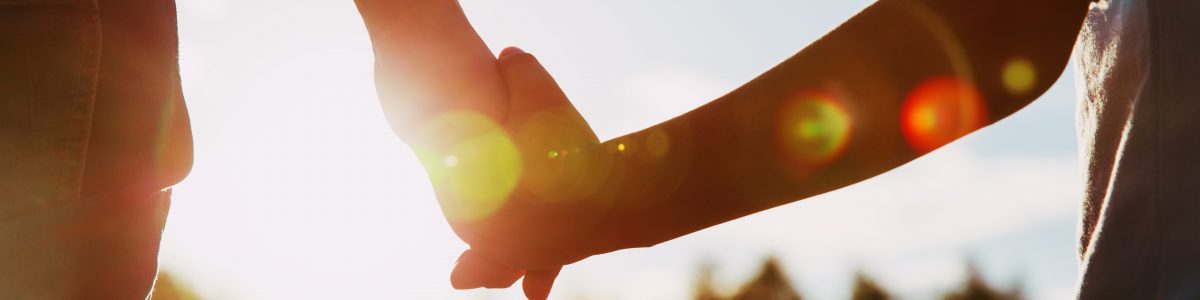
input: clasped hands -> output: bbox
[357,2,634,298]
[416,47,627,299]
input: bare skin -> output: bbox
[355,0,1095,298]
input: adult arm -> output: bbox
[354,0,509,144]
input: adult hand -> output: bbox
[418,47,625,299]
[355,2,625,297]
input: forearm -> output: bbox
[355,0,508,143]
[599,0,1092,249]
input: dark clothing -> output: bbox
[0,0,190,297]
[0,0,191,219]
[1075,0,1200,298]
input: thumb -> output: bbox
[523,266,563,300]
[496,47,589,131]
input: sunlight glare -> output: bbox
[513,110,611,202]
[415,112,522,221]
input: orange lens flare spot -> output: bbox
[775,93,853,167]
[1002,58,1037,96]
[901,77,988,154]
[617,143,627,152]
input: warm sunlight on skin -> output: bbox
[774,93,853,168]
[153,100,185,178]
[357,1,510,142]
[1003,58,1038,96]
[644,129,671,159]
[513,109,610,202]
[415,112,523,221]
[901,77,987,154]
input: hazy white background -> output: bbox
[164,0,1084,298]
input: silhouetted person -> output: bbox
[1,1,191,298]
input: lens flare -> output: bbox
[512,109,610,202]
[901,77,987,154]
[416,112,522,222]
[1002,58,1037,96]
[644,129,671,159]
[774,93,853,167]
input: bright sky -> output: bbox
[164,0,1083,299]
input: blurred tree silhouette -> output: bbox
[942,263,1022,300]
[730,257,802,300]
[693,256,802,300]
[851,271,891,300]
[692,258,1027,300]
[693,261,724,300]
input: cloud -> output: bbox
[588,68,736,140]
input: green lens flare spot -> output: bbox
[1003,58,1037,96]
[419,112,523,222]
[776,94,853,166]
